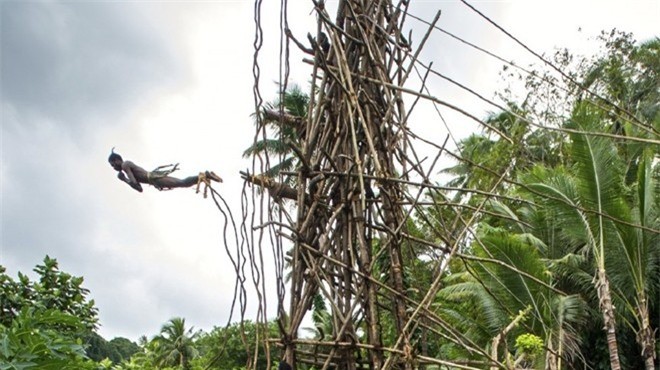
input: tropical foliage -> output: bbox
[243,84,309,180]
[0,257,99,369]
[429,31,659,370]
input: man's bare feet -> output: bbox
[206,171,223,183]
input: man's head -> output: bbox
[108,148,123,171]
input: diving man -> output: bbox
[108,149,222,192]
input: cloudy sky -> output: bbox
[1,1,657,341]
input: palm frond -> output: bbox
[262,157,298,179]
[569,103,629,225]
[242,139,291,158]
[550,294,587,363]
[485,199,526,233]
[438,277,510,333]
[512,233,548,253]
[527,175,597,255]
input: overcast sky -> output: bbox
[1,1,658,341]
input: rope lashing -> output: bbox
[196,171,223,198]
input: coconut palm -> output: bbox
[603,149,659,370]
[243,85,309,180]
[524,103,659,369]
[434,32,659,370]
[437,103,658,369]
[437,224,586,369]
[441,105,561,205]
[575,37,660,369]
[579,34,660,184]
[152,317,200,370]
[526,123,621,369]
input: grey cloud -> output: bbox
[1,134,94,267]
[1,2,187,130]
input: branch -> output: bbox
[240,171,307,204]
[262,109,304,129]
[490,306,531,370]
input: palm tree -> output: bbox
[243,85,309,180]
[579,34,660,184]
[525,104,659,370]
[575,37,660,369]
[153,317,200,370]
[526,125,621,369]
[437,104,658,369]
[605,150,659,370]
[437,225,586,369]
[302,304,333,342]
[442,105,561,205]
[580,35,659,124]
[434,32,659,370]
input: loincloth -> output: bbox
[147,163,179,190]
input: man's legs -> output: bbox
[153,175,199,189]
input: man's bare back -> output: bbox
[108,149,222,192]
